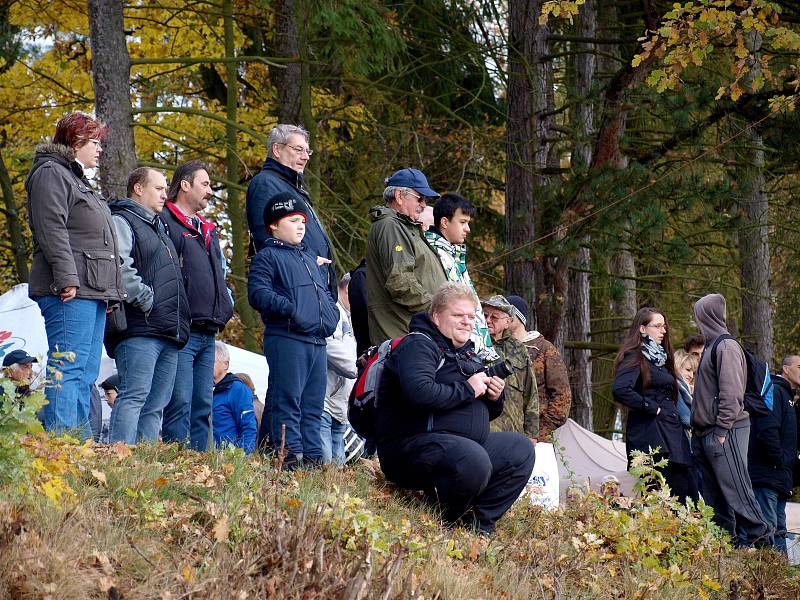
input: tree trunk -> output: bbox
[735,31,773,364]
[564,0,597,429]
[297,0,320,205]
[0,147,29,282]
[223,0,259,352]
[88,0,137,198]
[272,0,301,124]
[505,0,552,329]
[564,244,592,428]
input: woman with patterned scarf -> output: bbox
[612,307,698,504]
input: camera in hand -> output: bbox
[485,359,513,380]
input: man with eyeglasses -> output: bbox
[246,124,337,299]
[481,295,539,444]
[365,168,447,345]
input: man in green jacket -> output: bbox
[366,168,447,345]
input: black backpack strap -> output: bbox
[707,333,735,373]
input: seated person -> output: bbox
[212,342,257,454]
[97,375,120,443]
[235,372,265,434]
[2,350,38,397]
[375,282,536,534]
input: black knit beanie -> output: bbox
[263,192,308,229]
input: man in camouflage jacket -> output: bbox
[482,295,539,439]
[506,295,572,439]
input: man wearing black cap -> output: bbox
[481,295,539,440]
[505,295,572,440]
[366,168,447,345]
[2,350,38,397]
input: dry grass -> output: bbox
[1,435,799,599]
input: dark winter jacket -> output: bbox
[246,157,337,299]
[375,312,504,448]
[749,375,797,497]
[348,259,370,356]
[25,143,123,302]
[161,202,233,332]
[365,206,447,345]
[107,199,190,351]
[248,236,339,344]
[212,373,257,454]
[613,352,692,465]
[691,294,749,435]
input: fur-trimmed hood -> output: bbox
[34,142,75,162]
[25,143,82,189]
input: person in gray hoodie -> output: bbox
[691,293,770,547]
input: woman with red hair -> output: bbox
[25,112,123,436]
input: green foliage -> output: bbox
[0,377,45,487]
[634,0,800,104]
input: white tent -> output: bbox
[0,283,269,405]
[552,418,637,497]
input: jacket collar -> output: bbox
[32,143,88,183]
[165,201,216,248]
[369,205,422,228]
[408,311,474,355]
[261,157,309,198]
[111,198,158,224]
[264,235,306,252]
[425,227,466,257]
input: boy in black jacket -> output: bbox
[749,356,800,555]
[248,192,339,469]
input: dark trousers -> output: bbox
[662,461,699,505]
[378,431,535,533]
[692,425,771,547]
[259,335,327,462]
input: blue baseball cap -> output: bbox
[385,168,439,199]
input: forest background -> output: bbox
[2,0,800,438]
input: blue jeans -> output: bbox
[161,330,215,450]
[320,410,346,464]
[35,295,105,438]
[260,336,327,462]
[109,336,178,444]
[752,487,787,555]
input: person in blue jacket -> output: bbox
[248,191,339,469]
[211,341,257,454]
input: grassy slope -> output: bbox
[1,435,799,600]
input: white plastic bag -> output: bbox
[521,442,560,509]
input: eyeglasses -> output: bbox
[404,189,425,202]
[485,313,511,322]
[645,323,667,330]
[279,143,313,156]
